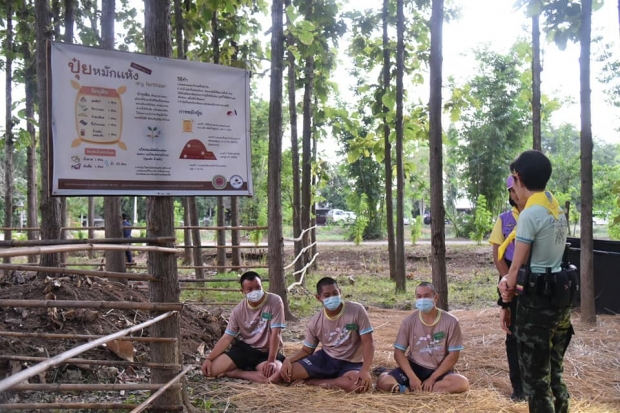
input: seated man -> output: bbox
[377,282,469,393]
[200,271,285,383]
[280,277,374,393]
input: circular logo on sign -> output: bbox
[230,175,244,189]
[212,175,227,190]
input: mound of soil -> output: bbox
[0,270,226,391]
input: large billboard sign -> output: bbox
[49,42,253,196]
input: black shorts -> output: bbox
[298,349,362,379]
[388,359,451,385]
[225,340,285,371]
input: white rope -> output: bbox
[283,241,317,270]
[287,253,319,291]
[283,225,317,242]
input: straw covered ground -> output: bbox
[190,307,620,413]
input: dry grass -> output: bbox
[194,308,620,413]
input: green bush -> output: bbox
[469,195,493,244]
[410,217,422,245]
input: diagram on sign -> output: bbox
[70,80,127,149]
[179,139,217,160]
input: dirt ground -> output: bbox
[0,245,619,412]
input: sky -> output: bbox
[0,0,618,144]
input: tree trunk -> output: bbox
[182,198,192,265]
[22,3,39,263]
[532,13,542,151]
[144,1,182,410]
[4,0,15,271]
[51,0,60,38]
[429,0,448,309]
[217,197,226,273]
[36,0,62,272]
[64,0,75,42]
[268,0,295,320]
[285,0,303,276]
[383,0,396,281]
[63,0,78,256]
[311,115,318,270]
[231,197,241,267]
[579,0,595,325]
[87,198,95,258]
[101,0,126,280]
[301,56,314,277]
[188,197,204,280]
[394,0,406,293]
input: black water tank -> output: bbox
[567,237,620,314]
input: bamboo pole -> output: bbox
[0,355,180,370]
[0,403,183,410]
[179,278,269,283]
[0,331,176,343]
[180,287,239,291]
[0,263,158,282]
[183,301,237,306]
[177,265,268,269]
[0,237,175,247]
[0,311,177,392]
[0,300,183,311]
[180,244,268,249]
[0,244,178,258]
[129,365,194,413]
[9,383,181,392]
[176,225,267,230]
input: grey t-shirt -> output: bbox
[516,198,568,273]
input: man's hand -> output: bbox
[421,375,437,392]
[201,359,212,377]
[498,276,515,303]
[500,307,512,335]
[408,375,422,392]
[260,361,278,378]
[355,370,372,392]
[280,359,293,382]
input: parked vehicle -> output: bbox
[315,208,331,226]
[326,209,356,223]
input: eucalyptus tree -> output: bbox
[516,0,544,151]
[99,0,127,279]
[15,0,38,261]
[534,0,601,323]
[143,1,182,408]
[34,0,63,271]
[579,0,595,324]
[429,0,448,308]
[4,0,15,262]
[268,0,295,320]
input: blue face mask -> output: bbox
[323,295,342,311]
[246,289,265,303]
[415,298,435,313]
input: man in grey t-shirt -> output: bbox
[201,271,285,383]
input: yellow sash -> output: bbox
[497,191,560,260]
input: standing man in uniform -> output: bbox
[499,150,573,413]
[489,175,526,401]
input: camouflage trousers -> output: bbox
[514,296,574,413]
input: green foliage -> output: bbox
[249,202,267,245]
[451,47,530,215]
[469,195,493,244]
[609,182,620,240]
[410,217,422,245]
[347,194,370,245]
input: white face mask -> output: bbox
[246,289,265,303]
